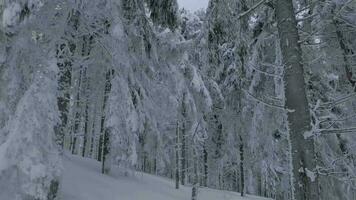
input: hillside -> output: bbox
[61,153,270,200]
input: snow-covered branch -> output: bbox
[238,0,267,19]
[243,89,288,111]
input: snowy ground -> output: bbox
[60,154,271,200]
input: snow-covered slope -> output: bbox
[60,153,271,200]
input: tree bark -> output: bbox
[275,0,318,199]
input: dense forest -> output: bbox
[0,0,356,200]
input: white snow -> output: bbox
[2,2,21,27]
[305,168,316,182]
[326,73,339,82]
[177,0,209,11]
[0,69,61,200]
[28,0,44,9]
[0,141,9,172]
[112,23,125,39]
[190,66,213,107]
[303,131,313,139]
[61,153,271,200]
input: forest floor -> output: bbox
[60,153,271,200]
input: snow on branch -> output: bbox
[296,13,318,22]
[333,0,355,19]
[334,16,356,29]
[319,127,356,135]
[260,62,284,69]
[243,89,290,112]
[248,64,283,78]
[295,5,311,16]
[319,93,356,109]
[320,113,356,124]
[238,0,268,19]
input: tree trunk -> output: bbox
[175,122,180,189]
[71,136,77,155]
[275,0,318,199]
[81,34,93,157]
[56,54,72,150]
[82,68,89,157]
[181,92,187,185]
[98,135,103,162]
[101,69,113,174]
[181,123,186,185]
[239,135,244,197]
[191,148,199,200]
[101,128,110,174]
[203,143,208,187]
[89,108,96,158]
[72,67,83,155]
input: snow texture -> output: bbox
[61,153,271,200]
[2,2,21,27]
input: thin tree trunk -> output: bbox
[181,92,187,185]
[72,67,83,155]
[101,128,110,174]
[82,105,88,157]
[181,125,186,185]
[89,107,96,158]
[239,135,244,197]
[98,135,103,162]
[257,172,262,196]
[175,122,180,189]
[71,136,77,155]
[275,0,318,199]
[203,143,208,187]
[82,68,89,157]
[191,148,199,200]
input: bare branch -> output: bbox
[296,13,318,22]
